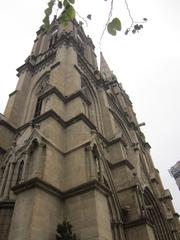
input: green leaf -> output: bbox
[43,16,50,31]
[66,5,75,20]
[42,0,55,31]
[45,8,51,16]
[111,18,121,31]
[107,22,116,36]
[48,0,55,8]
[63,0,69,7]
[68,0,75,4]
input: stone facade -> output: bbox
[0,19,179,240]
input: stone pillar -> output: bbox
[4,163,14,199]
[0,163,9,197]
[21,151,29,182]
[32,142,46,178]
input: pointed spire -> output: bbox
[100,52,113,80]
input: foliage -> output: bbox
[56,221,79,240]
[42,0,147,36]
[107,18,121,36]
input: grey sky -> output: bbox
[0,0,179,212]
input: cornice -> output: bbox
[0,119,17,133]
[124,217,152,229]
[39,86,91,106]
[64,180,111,199]
[12,177,63,198]
[16,109,134,152]
[108,159,134,170]
[158,189,172,201]
[12,177,111,199]
[107,135,127,148]
[17,110,97,132]
[16,49,56,76]
[116,180,138,193]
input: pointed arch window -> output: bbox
[77,32,84,56]
[49,27,58,49]
[17,161,24,184]
[34,73,50,118]
[34,97,43,118]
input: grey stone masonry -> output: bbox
[0,19,179,240]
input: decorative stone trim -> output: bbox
[124,217,153,229]
[116,180,138,193]
[0,119,17,133]
[158,189,172,200]
[64,180,111,199]
[108,159,134,170]
[12,177,63,198]
[38,86,91,106]
[107,135,127,147]
[12,177,111,199]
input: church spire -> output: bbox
[100,52,113,80]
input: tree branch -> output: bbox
[99,0,114,46]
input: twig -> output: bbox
[99,0,114,46]
[124,0,134,27]
[76,11,88,27]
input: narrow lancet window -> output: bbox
[34,97,43,118]
[17,161,24,184]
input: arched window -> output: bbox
[92,144,101,181]
[77,32,85,55]
[143,187,172,240]
[34,97,43,118]
[49,27,58,48]
[17,161,24,184]
[34,73,50,118]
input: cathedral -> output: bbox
[0,18,179,240]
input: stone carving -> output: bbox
[36,75,51,96]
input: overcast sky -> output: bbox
[0,0,179,212]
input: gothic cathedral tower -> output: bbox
[0,18,179,240]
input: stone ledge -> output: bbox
[0,114,17,133]
[18,110,97,132]
[12,178,111,200]
[64,180,111,199]
[158,189,172,201]
[124,217,153,229]
[12,177,63,198]
[38,86,91,106]
[116,180,137,193]
[108,159,134,170]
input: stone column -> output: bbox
[85,145,96,181]
[32,142,46,178]
[4,163,14,199]
[21,151,29,182]
[0,163,9,197]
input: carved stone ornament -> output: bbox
[36,75,51,96]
